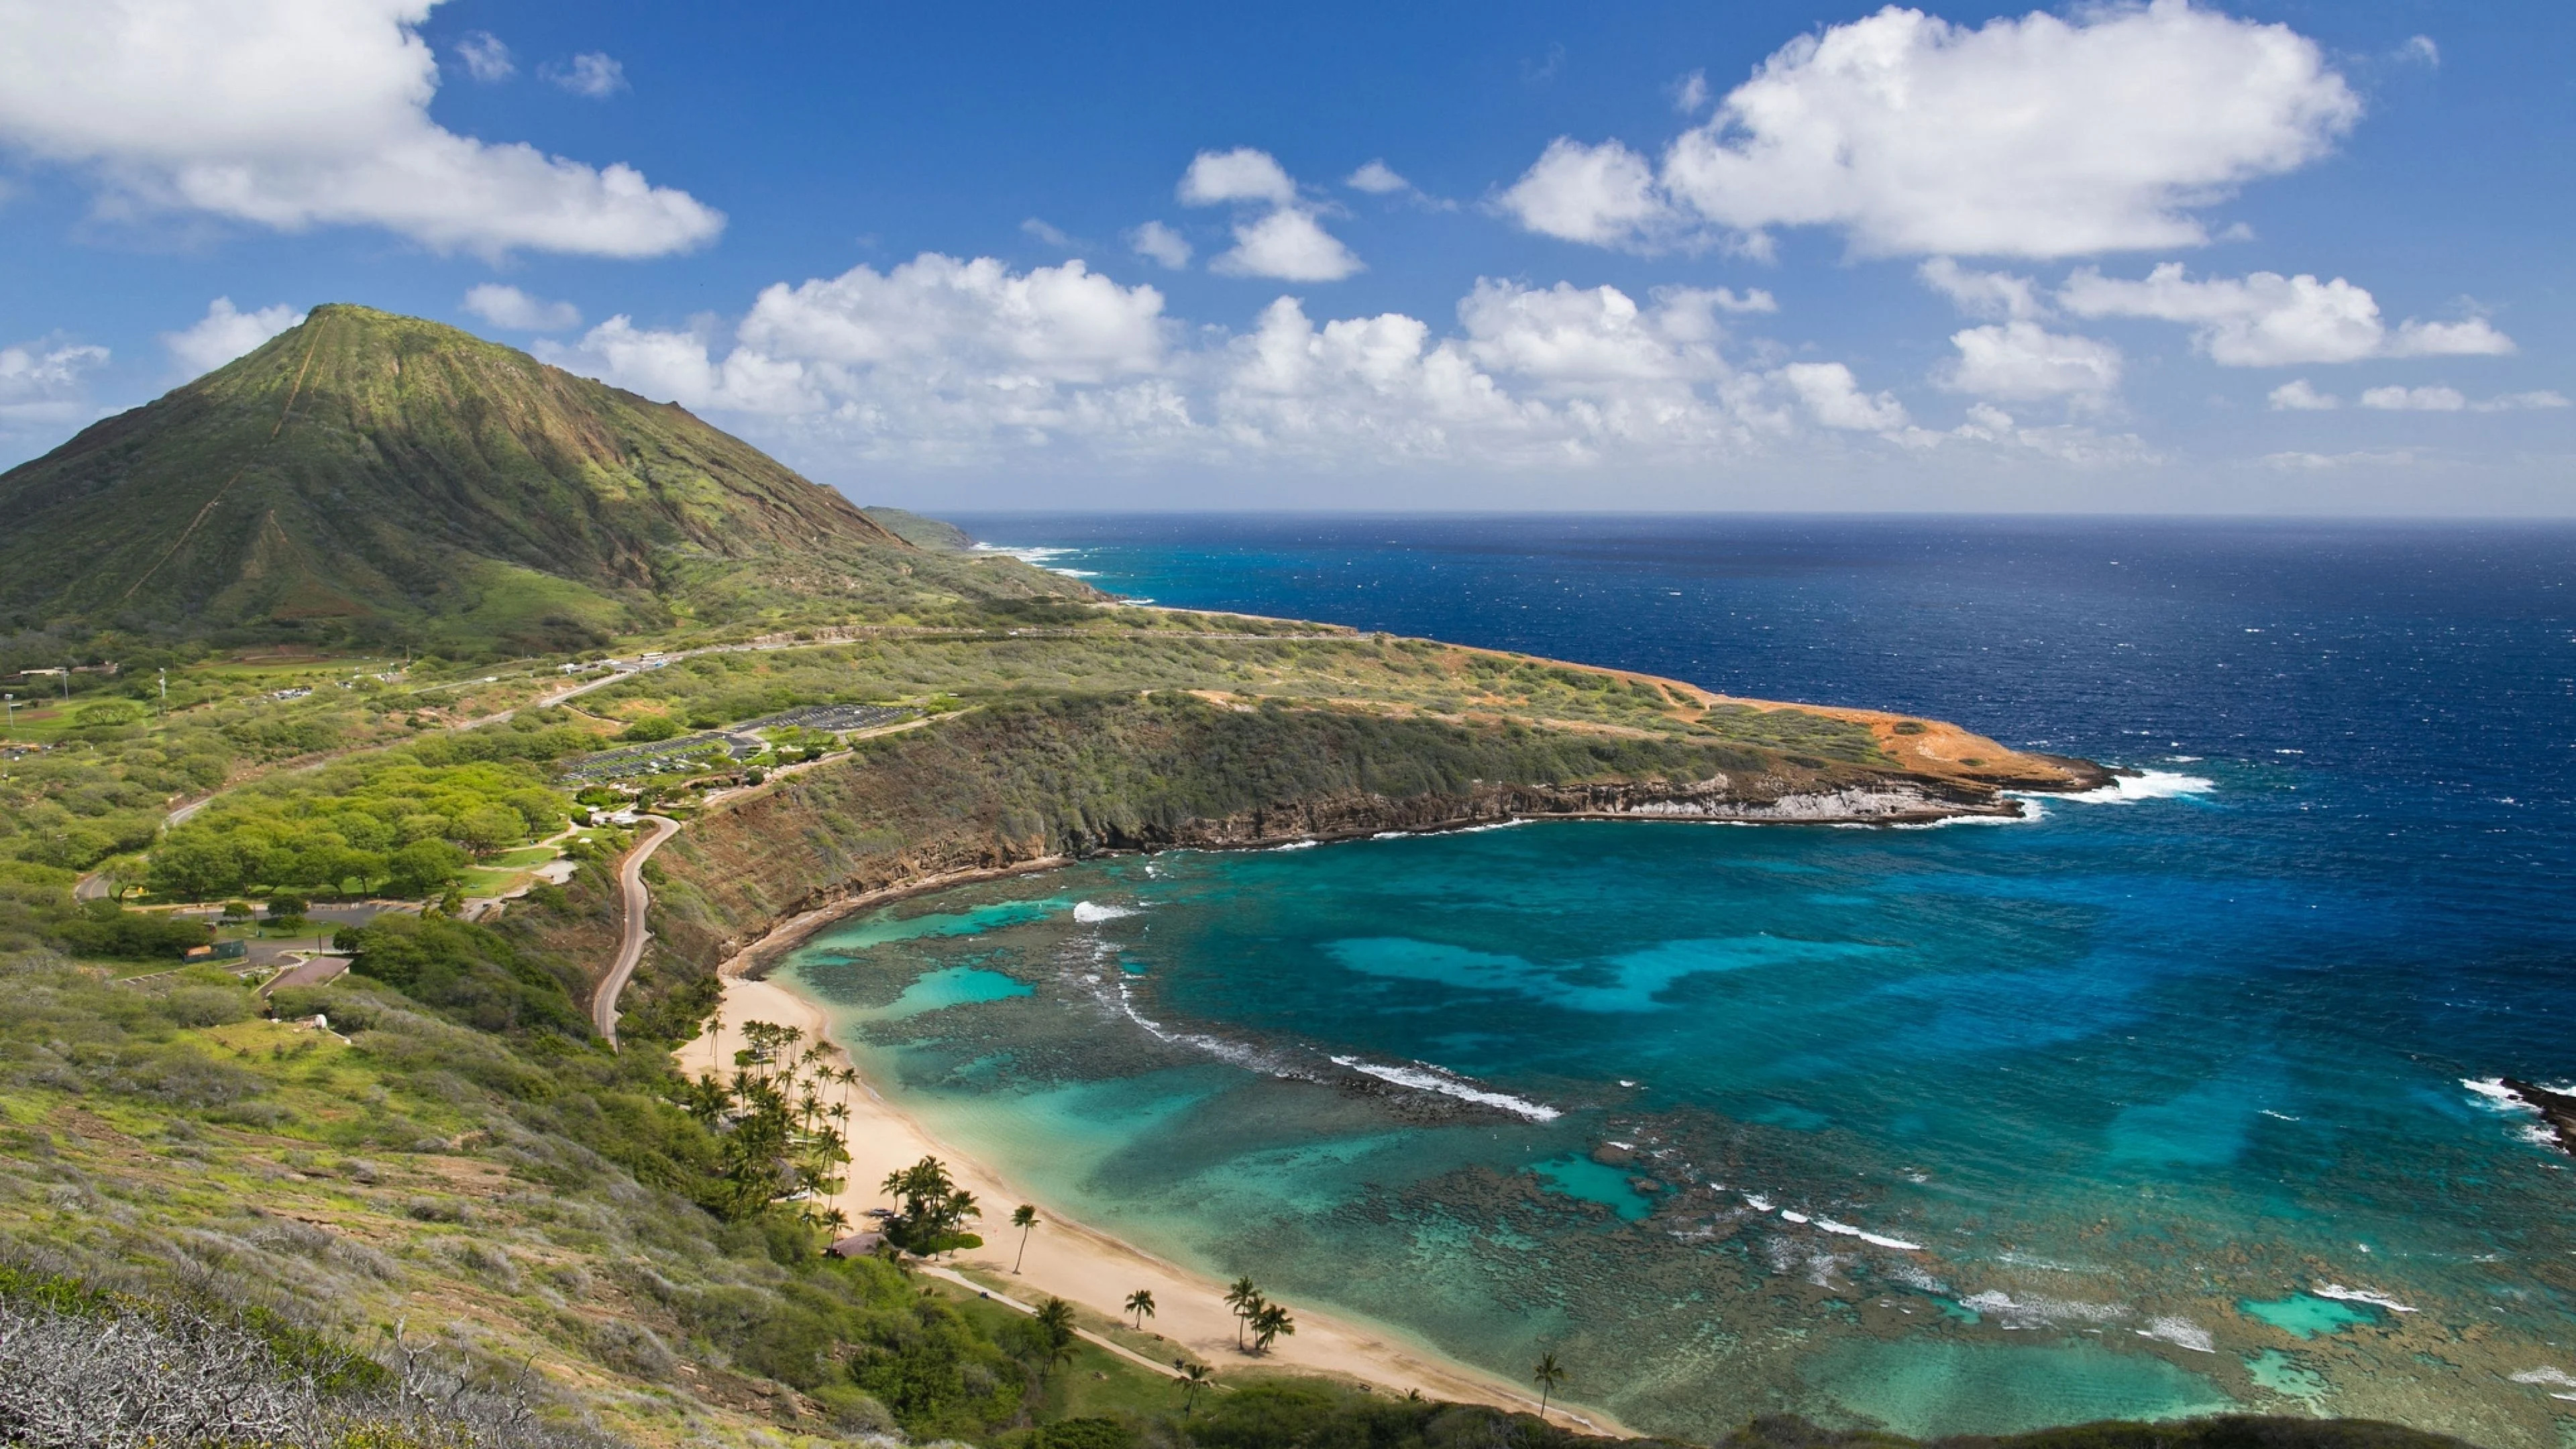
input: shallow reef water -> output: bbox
[783,518,2576,1446]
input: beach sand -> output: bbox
[676,967,1629,1435]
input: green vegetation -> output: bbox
[863,506,981,551]
[148,718,594,902]
[0,305,1094,651]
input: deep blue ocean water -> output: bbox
[786,517,2576,1443]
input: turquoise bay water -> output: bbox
[775,520,2576,1444]
[786,807,2573,1444]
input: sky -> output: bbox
[0,0,2569,514]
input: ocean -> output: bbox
[780,516,2575,1444]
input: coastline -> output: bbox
[678,938,1639,1437]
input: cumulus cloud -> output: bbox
[462,283,580,331]
[541,254,1941,473]
[2359,385,2463,413]
[1212,207,1363,282]
[162,297,305,374]
[0,0,721,258]
[1127,221,1192,270]
[1346,160,1409,195]
[2263,448,2416,470]
[453,30,512,81]
[2267,378,2339,410]
[1179,148,1296,206]
[1177,149,1362,281]
[1501,1,2358,258]
[545,52,626,99]
[1780,362,1907,431]
[1947,402,2159,466]
[1672,69,1711,115]
[2059,264,2516,365]
[1938,321,2122,400]
[1175,147,1360,280]
[1494,138,1674,250]
[2358,385,2569,413]
[0,339,111,431]
[1919,258,2046,321]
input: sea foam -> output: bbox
[2057,769,2216,804]
[2313,1283,2416,1313]
[1072,901,1136,923]
[1327,1056,1562,1122]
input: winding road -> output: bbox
[593,814,679,1046]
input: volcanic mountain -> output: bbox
[0,304,1083,649]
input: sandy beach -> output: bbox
[675,963,1630,1436]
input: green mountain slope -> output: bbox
[0,305,1088,651]
[862,505,979,551]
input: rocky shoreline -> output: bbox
[2502,1078,2576,1155]
[692,766,2109,981]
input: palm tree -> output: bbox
[1124,1289,1157,1330]
[1032,1295,1078,1376]
[1251,1302,1294,1354]
[1223,1277,1260,1351]
[1175,1361,1213,1416]
[1011,1203,1039,1273]
[1532,1351,1567,1418]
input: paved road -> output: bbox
[262,954,351,995]
[593,815,679,1046]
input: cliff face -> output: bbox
[644,692,2094,973]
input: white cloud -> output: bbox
[1212,207,1363,282]
[2390,317,2516,358]
[2059,264,2516,366]
[1919,258,2045,321]
[0,339,111,431]
[1020,217,1075,248]
[1780,362,1907,431]
[1346,160,1409,195]
[1672,69,1711,115]
[1456,280,1727,386]
[546,52,626,99]
[1178,148,1362,282]
[1510,1,2358,258]
[2267,378,2338,411]
[1939,321,2122,400]
[2357,385,2570,413]
[1179,148,1296,206]
[453,30,512,82]
[1127,221,1192,270]
[543,254,1950,473]
[2476,390,2571,412]
[1947,402,2159,466]
[0,0,720,258]
[1494,138,1676,250]
[162,297,305,374]
[2263,447,2416,470]
[2361,385,2464,412]
[462,283,580,332]
[1705,287,1776,315]
[2400,35,2438,68]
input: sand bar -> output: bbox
[676,963,1631,1436]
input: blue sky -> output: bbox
[0,1,2567,513]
